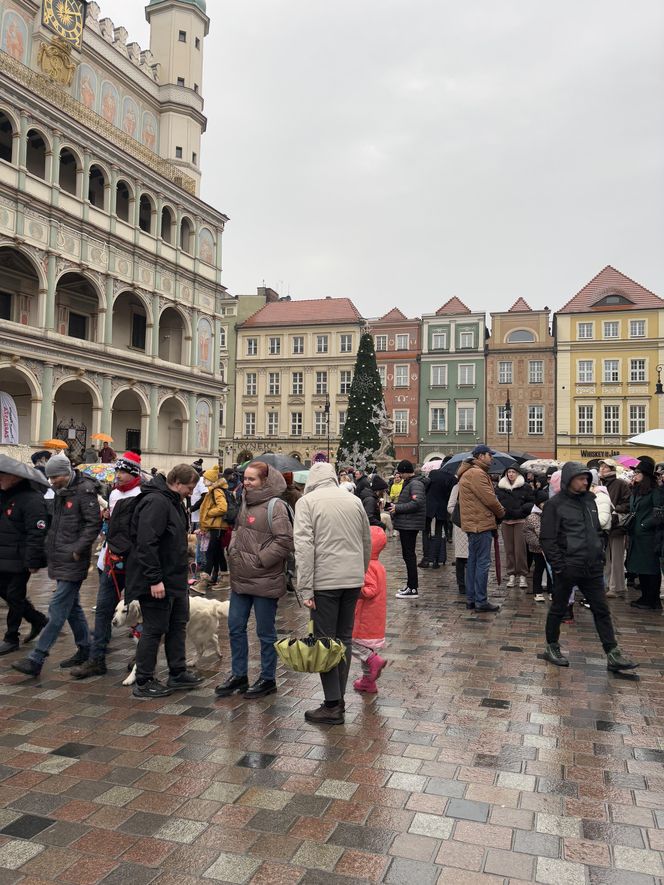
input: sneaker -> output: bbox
[534,594,546,603]
[167,670,205,690]
[243,678,277,699]
[23,617,48,644]
[506,575,516,588]
[606,648,638,672]
[475,603,500,613]
[543,643,569,667]
[59,648,89,669]
[71,658,107,680]
[466,602,475,610]
[417,560,430,569]
[519,576,528,589]
[304,703,345,725]
[214,674,249,698]
[0,641,19,656]
[395,587,419,599]
[353,676,377,694]
[366,653,386,682]
[11,657,42,677]
[606,589,618,599]
[132,679,173,699]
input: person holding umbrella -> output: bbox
[0,457,49,654]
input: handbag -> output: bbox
[452,498,462,528]
[274,620,346,673]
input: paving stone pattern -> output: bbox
[0,539,662,883]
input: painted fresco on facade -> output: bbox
[197,316,213,371]
[199,228,215,265]
[1,9,28,63]
[196,399,211,451]
[78,63,97,111]
[100,80,119,126]
[122,96,139,138]
[141,111,158,151]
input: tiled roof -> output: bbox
[377,307,408,322]
[508,298,532,312]
[557,266,664,314]
[435,296,471,316]
[241,297,364,327]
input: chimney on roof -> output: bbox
[325,296,332,300]
[257,286,280,302]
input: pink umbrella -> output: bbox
[616,455,640,468]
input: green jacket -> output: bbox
[626,487,664,575]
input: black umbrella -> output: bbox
[441,450,517,475]
[507,452,535,465]
[0,455,49,489]
[250,453,306,472]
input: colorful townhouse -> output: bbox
[368,308,421,462]
[486,300,556,458]
[419,298,487,461]
[555,266,664,462]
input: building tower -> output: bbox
[145,0,210,194]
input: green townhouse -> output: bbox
[419,297,488,461]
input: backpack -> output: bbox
[106,494,142,557]
[267,497,296,592]
[223,488,240,526]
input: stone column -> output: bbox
[101,375,112,436]
[39,363,54,441]
[148,384,159,451]
[45,252,56,330]
[49,131,60,201]
[151,293,160,357]
[104,277,113,345]
[187,392,197,453]
[213,317,222,377]
[212,395,221,456]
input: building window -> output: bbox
[630,359,646,382]
[603,321,619,339]
[340,370,352,394]
[195,37,201,49]
[192,152,197,164]
[0,292,10,321]
[394,410,409,434]
[291,372,304,395]
[528,405,544,435]
[246,337,258,356]
[506,329,536,343]
[245,373,257,396]
[340,334,353,353]
[457,405,475,432]
[603,359,619,383]
[268,372,280,395]
[604,405,620,435]
[219,327,227,349]
[316,335,328,354]
[377,365,386,387]
[432,331,447,350]
[430,408,446,432]
[131,312,147,350]
[291,412,303,436]
[394,365,409,388]
[315,371,328,395]
[396,333,409,351]
[498,361,513,384]
[175,146,183,159]
[629,404,646,435]
[629,319,646,338]
[431,365,447,387]
[68,312,87,340]
[244,412,256,436]
[267,412,279,435]
[177,77,185,87]
[375,335,387,352]
[458,364,475,386]
[292,336,304,354]
[268,336,281,355]
[459,330,474,349]
[578,360,594,383]
[315,411,327,435]
[578,405,594,435]
[219,405,224,427]
[577,322,593,339]
[338,410,347,434]
[497,406,510,435]
[178,30,187,42]
[528,360,543,384]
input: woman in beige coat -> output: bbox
[447,482,468,595]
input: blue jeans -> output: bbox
[30,580,90,664]
[228,591,278,681]
[90,568,123,660]
[465,531,493,606]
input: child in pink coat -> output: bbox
[353,526,387,693]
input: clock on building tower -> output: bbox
[42,0,87,50]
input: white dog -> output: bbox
[380,510,394,538]
[112,596,230,686]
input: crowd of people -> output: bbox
[0,442,662,720]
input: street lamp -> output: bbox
[324,392,331,461]
[504,390,512,454]
[655,365,664,396]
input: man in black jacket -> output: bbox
[125,464,203,699]
[391,460,426,599]
[421,467,455,569]
[540,462,636,672]
[12,453,101,677]
[0,460,49,654]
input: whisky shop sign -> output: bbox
[580,450,621,458]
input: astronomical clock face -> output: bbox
[42,0,86,49]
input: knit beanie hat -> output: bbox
[371,474,388,492]
[203,464,220,483]
[45,452,72,478]
[396,459,414,474]
[115,451,142,476]
[636,456,656,477]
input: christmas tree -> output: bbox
[337,332,384,469]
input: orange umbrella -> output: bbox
[91,433,114,443]
[40,439,68,450]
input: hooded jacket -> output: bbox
[199,477,229,531]
[293,463,371,600]
[497,471,535,522]
[227,465,293,599]
[458,459,505,534]
[125,473,189,600]
[46,471,101,581]
[600,471,631,535]
[392,475,427,531]
[425,468,456,520]
[353,526,387,643]
[0,480,48,573]
[540,462,604,575]
[356,483,383,527]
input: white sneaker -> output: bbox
[534,594,545,602]
[395,587,419,599]
[606,589,618,598]
[506,575,516,588]
[519,576,528,589]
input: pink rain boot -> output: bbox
[366,653,386,683]
[353,676,377,693]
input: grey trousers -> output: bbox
[501,522,528,577]
[604,533,626,594]
[312,587,360,703]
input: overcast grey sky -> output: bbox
[110,1,664,316]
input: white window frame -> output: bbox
[630,359,646,382]
[497,406,511,435]
[432,331,447,350]
[374,335,387,352]
[394,409,409,434]
[315,371,328,395]
[267,412,279,436]
[577,360,594,383]
[629,319,646,338]
[290,412,303,436]
[291,371,304,395]
[429,406,446,433]
[245,372,257,396]
[577,322,594,340]
[219,327,227,349]
[394,364,410,388]
[246,337,258,356]
[603,321,619,339]
[528,360,543,384]
[528,405,544,435]
[314,411,327,435]
[498,361,513,384]
[316,335,329,354]
[431,364,447,387]
[340,370,353,394]
[244,412,256,436]
[396,333,409,351]
[604,404,620,435]
[457,402,476,432]
[268,336,281,355]
[267,372,280,396]
[458,363,476,386]
[338,410,347,434]
[292,335,304,355]
[603,359,620,383]
[578,404,594,435]
[459,330,474,349]
[629,404,646,435]
[339,334,353,353]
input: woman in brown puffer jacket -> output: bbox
[215,462,294,700]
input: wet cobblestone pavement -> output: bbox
[0,537,662,884]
